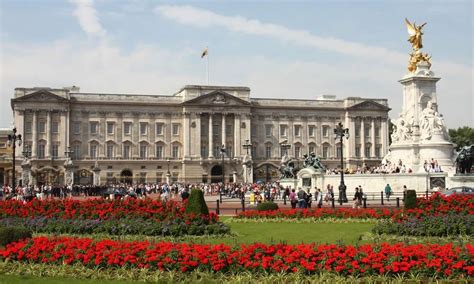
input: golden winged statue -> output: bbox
[405,18,426,51]
[405,18,431,72]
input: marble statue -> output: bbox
[391,115,413,143]
[420,101,447,140]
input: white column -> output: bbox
[221,113,226,148]
[60,111,67,158]
[349,117,355,159]
[208,114,214,158]
[361,118,366,158]
[371,118,376,158]
[381,118,388,157]
[196,113,201,158]
[183,113,190,159]
[234,115,240,157]
[46,111,51,158]
[32,111,37,157]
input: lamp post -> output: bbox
[334,122,349,203]
[7,127,22,193]
[220,144,226,203]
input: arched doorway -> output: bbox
[120,169,133,184]
[74,169,93,185]
[254,163,279,182]
[210,165,223,183]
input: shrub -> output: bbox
[404,190,417,209]
[0,226,32,246]
[256,202,279,211]
[186,189,209,216]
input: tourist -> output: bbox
[352,187,362,209]
[297,188,307,209]
[180,189,190,201]
[289,189,297,209]
[306,189,312,208]
[385,183,392,201]
[315,188,323,208]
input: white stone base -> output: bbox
[279,178,298,191]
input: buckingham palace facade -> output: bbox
[11,85,390,185]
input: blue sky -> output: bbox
[1,0,472,128]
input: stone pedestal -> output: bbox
[297,168,324,190]
[64,159,74,187]
[387,62,455,173]
[92,161,101,186]
[21,159,31,187]
[279,178,298,190]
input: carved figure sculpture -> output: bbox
[420,101,446,140]
[405,18,431,72]
[303,152,326,171]
[279,153,296,179]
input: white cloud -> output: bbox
[70,0,106,38]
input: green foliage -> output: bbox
[0,226,32,246]
[0,217,230,237]
[256,202,279,211]
[449,126,474,150]
[372,214,474,236]
[404,190,417,209]
[185,189,209,216]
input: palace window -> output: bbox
[38,121,46,133]
[38,143,45,159]
[308,125,315,137]
[336,145,342,159]
[375,126,381,138]
[140,144,147,159]
[265,145,272,158]
[294,125,301,137]
[294,146,300,158]
[226,124,232,136]
[280,125,287,137]
[172,145,179,158]
[322,126,329,137]
[107,122,114,135]
[123,122,132,135]
[90,122,98,135]
[73,122,81,134]
[72,144,81,159]
[51,121,59,133]
[172,124,180,136]
[322,145,329,159]
[156,123,163,135]
[308,145,315,154]
[123,144,131,159]
[156,144,163,159]
[52,144,59,158]
[90,144,97,159]
[355,145,361,158]
[355,126,360,138]
[365,144,371,158]
[365,126,370,138]
[25,121,32,133]
[201,146,207,158]
[140,122,148,135]
[375,145,382,158]
[265,125,273,137]
[107,144,114,158]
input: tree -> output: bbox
[448,127,474,151]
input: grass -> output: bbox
[0,275,133,284]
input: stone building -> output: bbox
[0,129,14,186]
[11,85,390,185]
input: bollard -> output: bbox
[381,191,384,205]
[235,208,238,215]
[283,194,287,205]
[425,190,429,198]
[216,200,220,215]
[396,197,400,208]
[339,196,342,206]
[219,192,223,204]
[332,197,335,208]
[403,191,406,202]
[363,197,367,208]
[241,198,245,212]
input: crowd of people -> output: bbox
[325,158,443,175]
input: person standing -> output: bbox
[315,188,323,208]
[384,184,392,201]
[352,187,362,209]
[289,189,297,209]
[297,188,307,208]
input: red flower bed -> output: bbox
[392,193,474,221]
[1,236,472,277]
[237,208,397,219]
[0,199,217,222]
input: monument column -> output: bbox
[234,114,241,157]
[221,114,226,148]
[371,118,376,158]
[195,113,201,158]
[46,111,51,158]
[183,113,190,159]
[360,118,366,158]
[381,118,388,157]
[208,113,214,158]
[32,111,37,157]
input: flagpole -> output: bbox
[206,46,209,85]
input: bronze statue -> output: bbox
[303,152,325,171]
[455,145,473,174]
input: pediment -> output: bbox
[12,89,69,103]
[182,90,251,106]
[347,100,390,111]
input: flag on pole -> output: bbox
[201,48,208,58]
